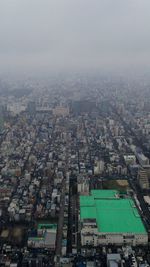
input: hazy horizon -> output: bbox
[0,0,150,77]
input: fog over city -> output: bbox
[1,1,150,266]
[0,0,150,76]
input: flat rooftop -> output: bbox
[80,190,146,234]
[38,223,57,230]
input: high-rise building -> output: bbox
[138,167,150,189]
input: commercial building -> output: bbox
[107,254,121,267]
[28,224,57,249]
[136,152,149,166]
[138,167,149,189]
[53,106,69,117]
[80,190,148,246]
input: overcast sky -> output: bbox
[0,0,150,76]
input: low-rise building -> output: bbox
[80,190,148,246]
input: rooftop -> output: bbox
[91,189,118,199]
[80,190,146,234]
[38,223,57,230]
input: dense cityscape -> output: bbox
[0,74,150,266]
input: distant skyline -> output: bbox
[0,0,150,76]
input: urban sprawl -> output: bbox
[0,74,150,267]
